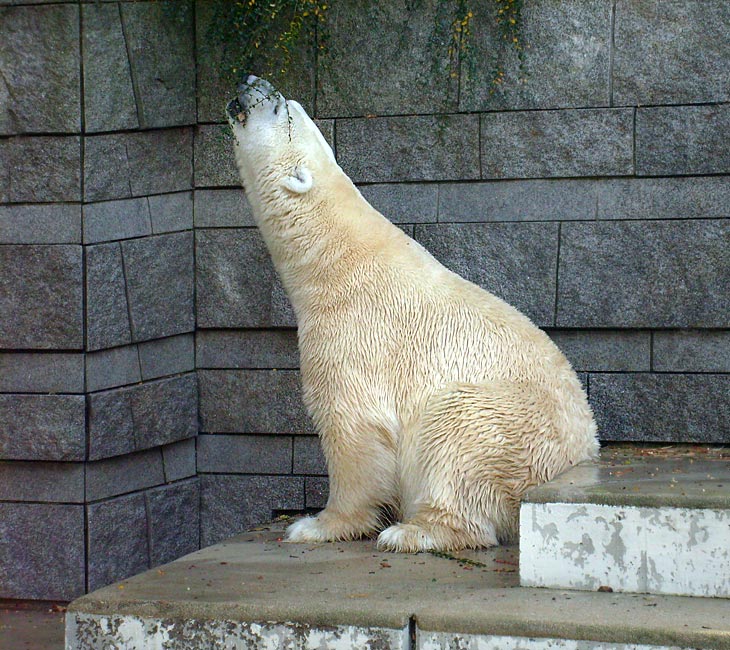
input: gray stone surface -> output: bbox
[84,129,193,202]
[460,0,611,112]
[0,352,84,393]
[193,189,254,227]
[196,329,299,369]
[147,479,200,566]
[438,180,597,222]
[293,436,327,475]
[85,448,165,502]
[636,105,730,176]
[595,176,730,221]
[481,109,634,179]
[138,334,195,380]
[0,394,86,461]
[359,184,438,224]
[337,115,480,183]
[317,0,457,117]
[590,373,730,444]
[194,124,239,187]
[199,370,312,435]
[0,461,84,503]
[85,345,141,392]
[198,434,292,474]
[121,232,195,342]
[305,476,329,509]
[0,4,80,134]
[0,244,83,349]
[557,220,730,328]
[83,197,151,244]
[118,1,195,129]
[82,2,138,133]
[87,493,149,592]
[200,475,304,546]
[148,191,193,234]
[415,222,559,327]
[161,438,196,482]
[613,0,730,106]
[85,242,133,351]
[546,330,651,372]
[0,503,84,600]
[196,229,281,328]
[0,136,81,203]
[653,331,730,373]
[0,204,81,244]
[88,374,197,460]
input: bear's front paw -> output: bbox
[285,516,330,543]
[377,523,437,553]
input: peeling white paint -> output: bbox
[519,502,730,598]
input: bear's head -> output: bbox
[226,75,336,200]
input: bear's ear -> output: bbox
[282,166,313,194]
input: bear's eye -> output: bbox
[273,104,279,115]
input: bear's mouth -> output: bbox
[226,75,283,125]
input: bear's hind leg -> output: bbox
[378,381,560,553]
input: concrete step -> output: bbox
[520,444,730,599]
[66,517,730,650]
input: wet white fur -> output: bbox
[228,81,598,552]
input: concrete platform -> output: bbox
[1,600,65,650]
[520,445,730,598]
[66,516,730,649]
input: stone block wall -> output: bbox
[0,0,198,601]
[1,0,728,600]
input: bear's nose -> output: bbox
[245,74,258,85]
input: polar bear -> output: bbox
[227,76,598,552]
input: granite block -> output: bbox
[0,245,83,349]
[415,222,559,327]
[305,476,329,509]
[636,105,730,176]
[0,461,84,503]
[481,109,634,179]
[438,180,596,222]
[119,0,195,129]
[197,434,292,474]
[138,333,195,380]
[87,387,136,460]
[0,394,86,461]
[0,4,80,134]
[82,2,138,132]
[293,436,327,475]
[1,136,81,203]
[162,438,196,482]
[196,329,299,369]
[85,345,141,392]
[146,479,200,566]
[194,124,239,187]
[200,474,304,546]
[546,330,651,372]
[0,503,84,600]
[84,129,193,202]
[85,242,133,351]
[460,0,611,111]
[121,232,195,341]
[198,369,312,434]
[148,191,194,234]
[196,228,280,328]
[316,0,456,117]
[83,197,151,244]
[193,189,254,227]
[0,352,84,393]
[590,373,730,444]
[359,184,438,224]
[85,448,165,502]
[653,331,730,373]
[557,220,730,328]
[336,115,480,183]
[0,204,81,244]
[87,493,149,591]
[613,0,730,105]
